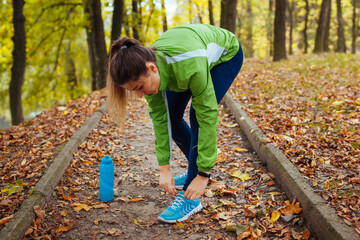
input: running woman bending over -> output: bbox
[107,24,244,223]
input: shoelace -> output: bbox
[170,195,186,210]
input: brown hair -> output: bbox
[106,37,156,125]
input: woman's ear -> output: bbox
[147,62,158,73]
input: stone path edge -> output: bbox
[0,103,108,240]
[223,93,358,240]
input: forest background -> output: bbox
[0,0,359,129]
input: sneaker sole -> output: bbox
[157,203,203,223]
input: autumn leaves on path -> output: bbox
[17,100,310,239]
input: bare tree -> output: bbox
[351,0,359,53]
[65,42,77,99]
[84,0,108,90]
[324,0,331,51]
[273,0,287,61]
[220,0,237,33]
[111,0,124,43]
[10,0,26,125]
[161,0,168,32]
[209,0,214,25]
[303,0,309,53]
[132,0,140,40]
[268,0,274,56]
[314,0,331,52]
[336,0,346,52]
[287,0,294,55]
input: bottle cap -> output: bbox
[102,155,113,163]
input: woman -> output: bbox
[107,24,243,223]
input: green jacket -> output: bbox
[145,24,239,172]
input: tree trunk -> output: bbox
[246,0,254,57]
[268,0,274,56]
[324,0,331,51]
[220,0,237,33]
[336,0,346,52]
[10,0,26,125]
[84,0,108,90]
[314,0,331,53]
[273,0,287,61]
[195,3,203,23]
[351,0,358,53]
[303,0,309,53]
[111,0,124,43]
[209,0,214,25]
[66,42,77,99]
[287,0,294,55]
[161,0,168,32]
[132,0,140,40]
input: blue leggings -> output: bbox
[166,44,244,191]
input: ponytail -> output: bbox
[106,37,156,125]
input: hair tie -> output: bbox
[121,45,127,49]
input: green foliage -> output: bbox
[1,179,24,196]
[0,0,359,126]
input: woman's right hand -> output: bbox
[159,165,178,195]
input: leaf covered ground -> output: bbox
[1,53,358,239]
[1,90,312,239]
[229,53,360,236]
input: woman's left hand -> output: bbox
[184,175,209,200]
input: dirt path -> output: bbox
[26,102,311,239]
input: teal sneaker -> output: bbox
[174,171,188,188]
[158,191,203,223]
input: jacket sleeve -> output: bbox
[144,92,171,166]
[188,61,219,172]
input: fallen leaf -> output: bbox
[214,212,234,220]
[62,193,72,201]
[93,203,108,209]
[349,178,360,184]
[60,210,68,216]
[129,197,143,202]
[56,224,72,233]
[302,228,311,239]
[175,220,184,229]
[33,205,45,219]
[280,199,302,216]
[231,171,251,181]
[70,203,92,211]
[270,211,280,223]
[242,206,256,218]
[94,218,104,225]
[226,224,250,236]
[134,219,145,227]
[291,229,303,240]
[267,181,275,186]
[209,179,226,191]
[0,215,13,226]
[107,228,122,235]
[220,199,236,207]
[234,147,248,152]
[220,187,237,196]
[205,189,215,197]
[24,227,33,236]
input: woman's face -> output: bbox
[121,62,160,98]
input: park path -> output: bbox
[26,101,310,239]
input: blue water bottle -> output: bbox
[99,155,114,201]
